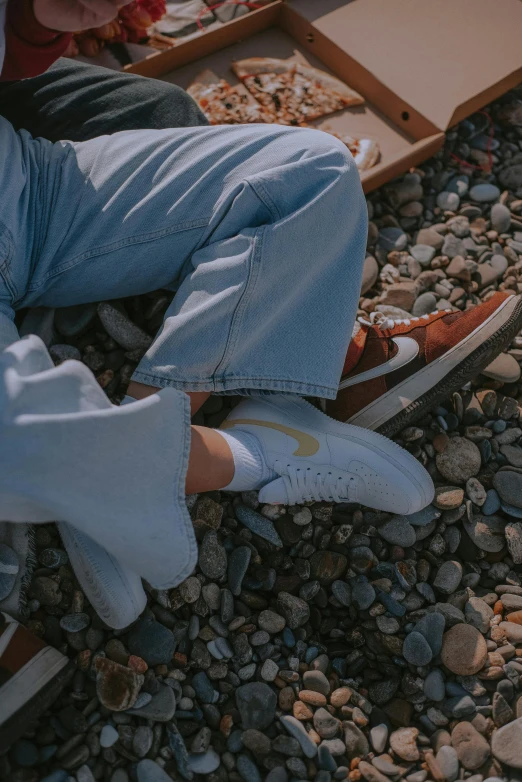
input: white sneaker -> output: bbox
[221,395,434,514]
[58,523,147,630]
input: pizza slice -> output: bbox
[187,69,274,125]
[231,57,364,125]
[326,130,380,171]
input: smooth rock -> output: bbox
[433,561,463,594]
[436,437,481,483]
[483,353,521,383]
[436,745,459,782]
[403,631,433,666]
[441,624,487,675]
[236,683,277,730]
[411,244,436,267]
[235,505,282,546]
[451,722,490,770]
[280,715,318,758]
[505,521,522,564]
[494,470,522,509]
[424,670,445,702]
[362,255,379,294]
[126,684,176,721]
[97,303,152,351]
[469,183,500,202]
[378,227,408,251]
[277,592,310,629]
[490,203,511,233]
[378,518,416,547]
[389,728,419,761]
[95,658,144,712]
[187,749,220,775]
[491,717,522,768]
[127,618,175,666]
[463,514,506,553]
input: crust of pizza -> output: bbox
[232,57,364,107]
[326,130,380,171]
[187,69,273,124]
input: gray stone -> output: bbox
[442,234,467,260]
[277,591,310,629]
[436,437,481,483]
[491,716,522,768]
[100,725,119,748]
[235,505,282,546]
[303,670,330,696]
[351,576,376,610]
[412,292,438,316]
[126,684,176,722]
[378,517,416,547]
[136,759,173,782]
[49,344,82,364]
[187,749,220,775]
[198,531,227,580]
[280,715,318,758]
[416,228,444,250]
[258,610,286,634]
[463,514,506,552]
[133,726,153,758]
[411,244,436,267]
[465,597,494,633]
[505,521,522,564]
[436,746,459,782]
[433,561,463,594]
[469,183,500,202]
[490,203,511,233]
[228,546,251,596]
[97,303,152,351]
[369,724,389,754]
[362,255,379,294]
[494,469,522,509]
[499,164,522,190]
[403,631,433,666]
[415,612,445,655]
[60,613,90,633]
[437,191,460,211]
[236,683,277,730]
[313,707,340,739]
[127,618,175,666]
[344,721,370,757]
[424,670,445,701]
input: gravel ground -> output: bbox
[4,88,522,782]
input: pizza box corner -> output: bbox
[123,0,522,192]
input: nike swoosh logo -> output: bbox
[338,336,420,390]
[221,419,320,457]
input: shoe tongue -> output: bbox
[342,320,369,375]
[258,477,289,505]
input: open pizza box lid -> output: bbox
[288,0,522,132]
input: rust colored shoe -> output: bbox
[327,292,522,438]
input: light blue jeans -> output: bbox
[0,117,367,587]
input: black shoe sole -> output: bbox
[375,297,522,440]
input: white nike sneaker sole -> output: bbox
[347,294,522,438]
[58,523,147,630]
[224,395,433,514]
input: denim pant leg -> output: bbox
[18,123,366,399]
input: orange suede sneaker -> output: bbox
[327,292,522,438]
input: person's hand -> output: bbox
[32,0,134,32]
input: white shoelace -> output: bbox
[357,309,452,331]
[275,462,358,504]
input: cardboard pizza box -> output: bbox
[123,0,521,192]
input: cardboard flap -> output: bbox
[292,0,522,130]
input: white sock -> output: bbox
[218,429,276,491]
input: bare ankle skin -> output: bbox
[127,381,210,415]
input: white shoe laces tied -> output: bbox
[357,309,452,332]
[275,462,358,504]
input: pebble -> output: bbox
[362,255,379,293]
[441,624,488,675]
[280,715,318,758]
[126,683,176,721]
[198,531,228,580]
[127,618,175,666]
[469,183,501,202]
[59,613,90,633]
[277,591,310,629]
[351,576,376,610]
[490,203,511,232]
[378,517,416,547]
[436,745,459,782]
[411,244,436,267]
[433,560,463,594]
[187,749,220,775]
[95,658,144,712]
[228,546,251,596]
[389,728,419,761]
[378,227,408,251]
[403,631,433,665]
[436,437,481,483]
[235,505,283,546]
[491,716,522,768]
[100,725,119,748]
[451,721,490,770]
[424,669,445,701]
[236,683,277,730]
[463,514,506,552]
[483,352,521,383]
[0,543,19,600]
[505,521,522,563]
[97,303,152,351]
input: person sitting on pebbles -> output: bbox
[1,0,521,637]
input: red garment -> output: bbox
[1,0,72,81]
